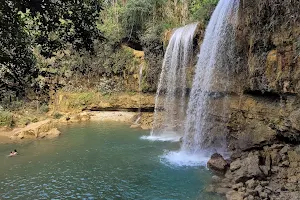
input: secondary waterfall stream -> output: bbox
[149,23,198,141]
[134,64,144,125]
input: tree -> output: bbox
[0,1,37,100]
[17,0,104,57]
[0,0,104,102]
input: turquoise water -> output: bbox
[0,122,221,200]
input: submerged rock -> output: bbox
[130,124,141,129]
[207,153,229,175]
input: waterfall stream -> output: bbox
[149,23,198,141]
[161,0,240,166]
[182,0,240,153]
[134,64,144,125]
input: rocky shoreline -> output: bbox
[0,111,153,144]
[207,144,300,200]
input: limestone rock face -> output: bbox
[214,0,300,150]
[225,190,244,200]
[10,120,58,140]
[207,153,229,175]
[237,1,300,94]
[39,128,61,139]
[213,145,300,200]
[231,153,264,183]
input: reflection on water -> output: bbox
[0,122,222,200]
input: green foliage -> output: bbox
[53,112,63,119]
[98,3,124,42]
[17,0,104,56]
[0,111,14,127]
[0,1,37,100]
[39,104,49,113]
[120,0,152,41]
[0,0,221,106]
[0,0,104,103]
[189,0,219,23]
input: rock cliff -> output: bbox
[227,0,300,151]
[206,1,300,199]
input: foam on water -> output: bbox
[141,131,181,142]
[160,150,210,167]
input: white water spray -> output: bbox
[149,23,198,142]
[182,0,240,153]
[162,0,240,166]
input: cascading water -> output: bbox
[162,0,240,166]
[182,0,240,153]
[149,23,198,141]
[134,64,144,125]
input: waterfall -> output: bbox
[134,64,144,125]
[150,23,198,140]
[182,0,240,153]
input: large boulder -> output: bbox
[11,120,56,139]
[230,152,264,183]
[207,153,229,175]
[39,128,61,139]
[10,120,60,140]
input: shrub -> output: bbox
[53,112,63,119]
[0,111,14,127]
[39,104,49,113]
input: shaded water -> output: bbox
[151,23,198,139]
[0,122,221,200]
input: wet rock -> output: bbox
[259,191,268,198]
[289,109,300,131]
[254,184,263,193]
[233,153,264,183]
[205,184,215,193]
[39,128,61,139]
[245,179,258,189]
[270,150,281,166]
[290,162,298,168]
[288,151,300,162]
[215,187,231,195]
[232,183,244,190]
[230,159,242,171]
[279,160,290,167]
[279,145,290,155]
[260,166,270,176]
[270,144,284,150]
[130,124,141,129]
[237,121,276,151]
[207,153,229,174]
[245,189,258,197]
[275,191,300,200]
[261,181,269,187]
[226,190,244,200]
[238,187,246,193]
[245,195,254,200]
[211,175,222,183]
[10,120,56,140]
[287,176,298,183]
